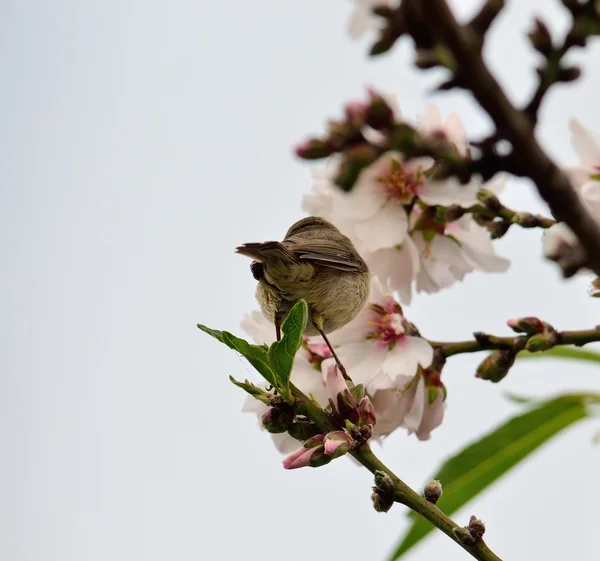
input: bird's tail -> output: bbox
[235,241,299,264]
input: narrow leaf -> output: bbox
[197,324,276,387]
[388,394,596,560]
[229,376,271,405]
[267,300,308,395]
[517,346,600,363]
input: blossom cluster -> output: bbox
[303,98,510,304]
[241,88,600,461]
[242,277,445,454]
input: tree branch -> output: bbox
[431,327,600,357]
[353,446,503,561]
[288,382,504,561]
[420,0,600,278]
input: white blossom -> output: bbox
[347,0,400,40]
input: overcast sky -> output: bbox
[1,1,599,560]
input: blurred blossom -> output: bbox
[416,103,469,156]
[545,119,600,267]
[565,118,600,187]
[347,0,400,40]
[302,101,510,303]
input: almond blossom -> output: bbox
[324,277,445,440]
[369,371,445,440]
[302,102,510,303]
[327,277,433,392]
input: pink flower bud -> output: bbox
[295,138,333,160]
[344,100,367,127]
[282,435,329,470]
[324,430,352,458]
[325,365,359,423]
[506,316,545,335]
[357,396,377,427]
[282,445,321,470]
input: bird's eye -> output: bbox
[250,261,264,280]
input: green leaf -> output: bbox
[229,376,271,405]
[388,394,597,560]
[197,324,276,387]
[517,346,600,363]
[267,300,308,396]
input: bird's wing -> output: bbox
[284,238,367,272]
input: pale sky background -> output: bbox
[1,1,600,560]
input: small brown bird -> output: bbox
[236,216,370,377]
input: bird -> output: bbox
[236,216,370,379]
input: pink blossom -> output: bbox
[326,277,433,389]
[301,101,510,304]
[282,445,321,470]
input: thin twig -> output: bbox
[290,383,504,561]
[430,327,600,357]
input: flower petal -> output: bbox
[352,200,409,251]
[417,177,480,207]
[335,342,385,386]
[570,118,600,168]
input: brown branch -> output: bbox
[419,0,600,278]
[431,327,600,357]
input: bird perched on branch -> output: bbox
[236,216,369,376]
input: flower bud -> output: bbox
[287,417,320,441]
[468,516,486,541]
[295,138,334,160]
[344,100,367,128]
[365,90,395,130]
[525,328,559,352]
[452,526,477,546]
[506,316,545,335]
[477,189,501,212]
[334,144,379,192]
[557,65,581,83]
[372,470,395,513]
[282,435,333,470]
[389,123,418,155]
[528,18,553,57]
[424,480,443,504]
[374,470,395,495]
[357,396,377,427]
[261,407,293,433]
[326,364,359,423]
[476,349,516,382]
[323,430,352,458]
[443,204,466,223]
[371,489,394,513]
[487,220,511,239]
[282,437,323,470]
